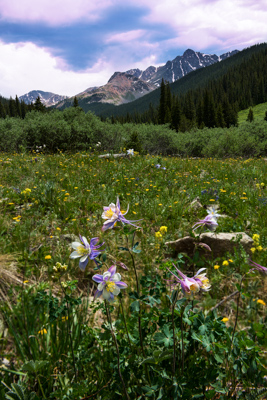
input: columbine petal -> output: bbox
[81,236,89,247]
[108,265,117,277]
[103,271,111,280]
[113,286,120,296]
[92,274,104,283]
[112,272,121,282]
[71,242,83,250]
[79,258,89,271]
[80,255,88,263]
[115,281,128,288]
[97,282,105,291]
[102,288,111,300]
[70,251,81,259]
[195,268,207,276]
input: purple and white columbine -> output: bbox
[92,265,127,301]
[193,214,218,232]
[193,268,211,291]
[249,260,267,275]
[167,264,200,295]
[70,235,105,271]
[102,197,140,231]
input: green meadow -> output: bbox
[0,151,267,399]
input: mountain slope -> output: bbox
[126,49,238,86]
[55,72,157,109]
[81,43,267,118]
[19,90,69,106]
[55,48,238,111]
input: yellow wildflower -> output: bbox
[250,247,256,253]
[45,255,52,260]
[38,328,47,335]
[221,317,229,323]
[222,260,229,266]
[159,226,168,234]
[155,231,162,240]
[257,299,266,306]
[214,264,220,270]
[257,246,263,251]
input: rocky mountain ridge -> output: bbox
[20,48,239,107]
[19,90,69,106]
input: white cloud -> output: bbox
[0,0,113,25]
[0,41,113,97]
[105,30,146,44]
[131,0,267,52]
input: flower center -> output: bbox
[106,281,116,292]
[105,208,115,219]
[77,245,90,256]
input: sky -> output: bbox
[0,0,267,98]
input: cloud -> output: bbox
[0,0,113,25]
[131,0,267,52]
[0,41,114,98]
[105,29,146,44]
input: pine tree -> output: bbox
[216,103,226,127]
[73,96,79,107]
[34,96,46,112]
[0,101,6,118]
[246,107,254,122]
[158,79,167,124]
[15,95,21,117]
[171,98,181,131]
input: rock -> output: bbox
[98,153,127,159]
[166,232,253,258]
[188,197,203,211]
[61,234,80,243]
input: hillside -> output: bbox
[238,102,267,125]
[81,43,267,119]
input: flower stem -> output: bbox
[119,297,133,352]
[181,306,185,375]
[105,301,130,400]
[171,290,178,381]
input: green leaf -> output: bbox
[22,360,49,374]
[118,246,129,252]
[130,300,140,312]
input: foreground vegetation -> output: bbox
[0,151,267,399]
[1,106,267,158]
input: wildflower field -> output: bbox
[0,150,267,399]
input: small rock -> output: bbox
[188,197,203,211]
[166,232,253,258]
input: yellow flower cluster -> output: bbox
[251,234,264,253]
[21,188,31,195]
[155,226,168,241]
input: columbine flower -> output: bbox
[193,268,211,291]
[167,264,200,295]
[206,205,221,219]
[249,260,267,275]
[192,214,218,232]
[155,164,161,168]
[92,265,127,301]
[70,235,105,271]
[127,149,134,156]
[102,197,140,231]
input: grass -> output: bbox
[0,150,267,398]
[238,101,267,125]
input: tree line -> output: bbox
[108,47,267,131]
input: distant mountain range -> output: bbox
[19,90,69,106]
[19,48,239,108]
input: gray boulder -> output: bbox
[166,232,253,258]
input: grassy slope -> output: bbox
[238,101,267,125]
